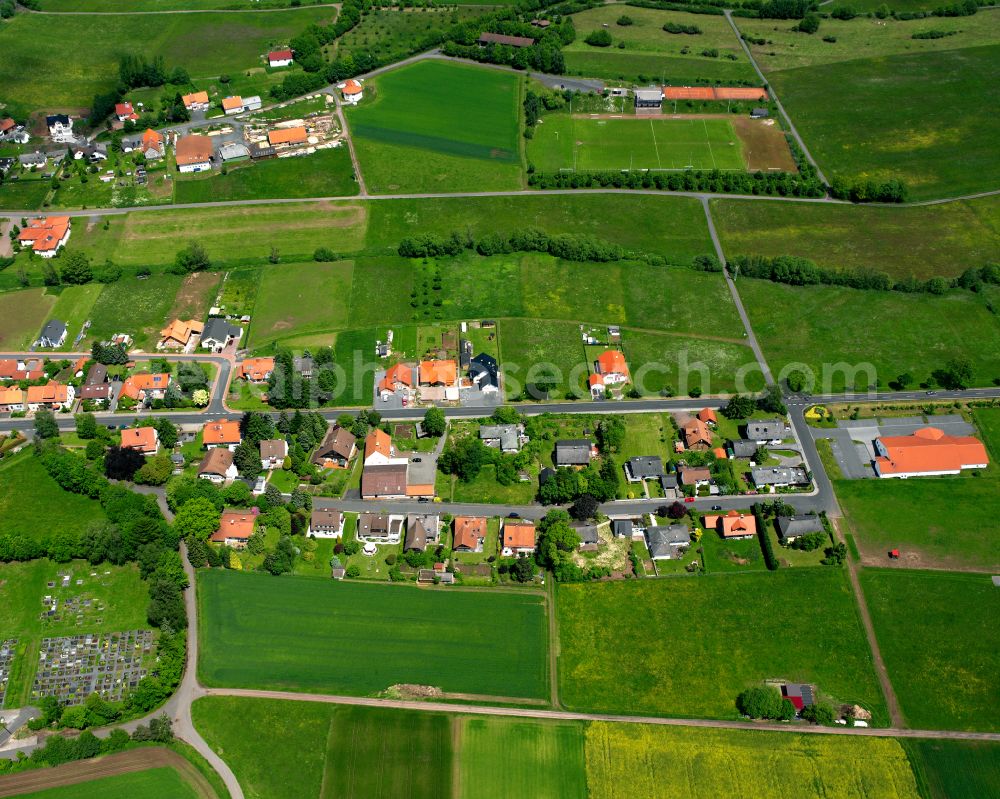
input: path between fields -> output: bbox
[0,747,215,798]
[201,687,1000,742]
[17,2,340,14]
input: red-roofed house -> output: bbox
[26,381,74,411]
[237,357,274,383]
[210,510,257,547]
[18,217,71,258]
[874,426,989,478]
[341,79,363,104]
[419,360,457,387]
[268,49,294,67]
[141,128,166,160]
[379,363,413,398]
[203,420,241,450]
[681,417,713,450]
[120,372,170,403]
[364,428,396,465]
[453,516,487,552]
[703,510,757,540]
[115,102,138,122]
[698,408,717,426]
[0,358,44,381]
[0,386,25,413]
[589,372,605,399]
[595,350,629,384]
[501,519,536,556]
[121,426,159,455]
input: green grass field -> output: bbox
[251,260,354,346]
[458,717,586,799]
[737,279,1000,393]
[557,569,886,722]
[528,116,745,172]
[860,569,999,731]
[49,283,103,350]
[347,60,523,193]
[586,723,920,799]
[173,147,359,204]
[563,5,757,85]
[38,0,299,9]
[903,739,1000,799]
[87,273,182,350]
[15,767,202,799]
[198,569,549,699]
[0,178,51,213]
[0,287,56,349]
[711,194,1000,280]
[0,8,335,109]
[333,7,484,66]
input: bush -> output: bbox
[736,686,794,720]
[616,14,633,24]
[346,564,361,578]
[313,247,336,261]
[585,29,613,46]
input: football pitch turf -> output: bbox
[529,116,745,172]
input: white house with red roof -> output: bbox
[18,217,71,258]
[268,49,294,67]
[115,102,139,122]
[873,426,989,478]
[340,79,363,104]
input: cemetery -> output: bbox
[0,640,16,706]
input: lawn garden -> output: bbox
[860,569,1000,732]
[556,568,886,722]
[347,60,524,193]
[197,569,549,699]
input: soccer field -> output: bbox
[529,116,745,172]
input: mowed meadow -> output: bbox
[346,60,524,193]
[197,569,550,699]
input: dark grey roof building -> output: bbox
[751,466,809,488]
[554,439,594,467]
[200,318,242,350]
[612,519,633,538]
[645,524,690,559]
[744,420,789,442]
[469,352,500,391]
[728,438,759,459]
[625,456,664,482]
[776,515,823,541]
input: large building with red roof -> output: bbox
[18,217,71,258]
[873,427,989,478]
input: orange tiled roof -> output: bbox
[342,79,362,95]
[142,128,164,149]
[453,516,487,549]
[26,381,69,405]
[704,510,757,538]
[120,372,170,400]
[682,417,712,447]
[589,373,604,387]
[503,519,536,550]
[268,126,307,146]
[121,426,158,452]
[379,363,412,392]
[698,408,717,424]
[175,134,213,165]
[597,350,629,378]
[211,510,256,542]
[419,359,457,386]
[0,386,24,406]
[182,91,209,107]
[160,318,203,345]
[875,427,990,475]
[364,428,393,460]
[18,217,71,253]
[222,96,243,112]
[203,420,241,445]
[238,357,274,382]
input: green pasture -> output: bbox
[0,8,335,109]
[586,723,920,799]
[737,278,1000,393]
[38,0,299,9]
[173,147,359,204]
[347,60,523,193]
[49,283,103,350]
[15,767,202,799]
[334,7,485,66]
[0,288,55,349]
[251,260,354,346]
[903,739,1000,799]
[861,569,1000,732]
[197,569,549,698]
[622,330,763,395]
[556,569,886,721]
[528,116,745,172]
[0,177,51,212]
[87,273,182,350]
[711,194,1000,280]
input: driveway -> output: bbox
[814,427,871,480]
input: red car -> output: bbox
[684,497,695,503]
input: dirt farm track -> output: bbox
[0,746,215,798]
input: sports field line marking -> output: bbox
[649,119,662,170]
[703,118,718,170]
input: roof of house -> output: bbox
[713,447,727,460]
[314,425,357,463]
[875,427,990,475]
[79,383,112,400]
[612,519,633,537]
[358,512,396,538]
[405,513,439,550]
[554,439,593,465]
[679,466,711,485]
[175,134,213,165]
[311,507,342,530]
[419,359,457,386]
[379,362,413,392]
[38,317,67,340]
[480,424,520,450]
[121,426,158,452]
[745,419,787,439]
[342,79,363,95]
[268,126,307,146]
[597,349,629,377]
[728,438,758,458]
[626,456,664,479]
[19,218,70,253]
[478,31,534,47]
[589,373,604,389]
[361,462,407,496]
[120,372,170,400]
[682,417,713,447]
[453,516,487,549]
[0,118,15,133]
[646,524,690,557]
[222,96,243,112]
[660,473,678,489]
[182,91,209,106]
[503,519,536,550]
[469,353,499,387]
[47,114,70,127]
[211,510,255,542]
[199,446,235,477]
[238,357,274,382]
[26,382,69,404]
[115,102,134,116]
[704,510,757,538]
[201,317,241,343]
[698,408,717,424]
[0,358,44,381]
[160,318,203,343]
[364,428,393,460]
[0,386,24,405]
[259,439,287,461]
[776,515,823,539]
[752,466,809,486]
[203,420,241,445]
[269,48,294,60]
[142,128,164,149]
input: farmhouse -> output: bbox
[634,89,662,110]
[681,417,713,450]
[237,357,274,383]
[0,387,25,413]
[469,353,500,394]
[776,515,824,543]
[452,518,486,555]
[751,466,809,489]
[704,510,757,540]
[340,79,363,104]
[554,439,596,468]
[19,217,71,258]
[46,114,75,143]
[259,439,288,470]
[873,426,989,478]
[478,32,534,47]
[479,424,524,453]
[502,519,536,556]
[625,456,664,483]
[120,426,159,456]
[364,428,400,466]
[182,91,210,111]
[158,319,203,351]
[404,513,440,552]
[268,49,294,67]
[175,135,214,173]
[268,126,308,148]
[679,466,711,487]
[202,420,241,450]
[312,425,357,468]
[308,507,344,538]
[744,419,789,444]
[222,96,245,114]
[35,319,67,348]
[26,382,74,411]
[595,350,629,385]
[119,372,170,403]
[199,447,238,484]
[140,128,166,160]
[361,463,408,499]
[357,512,404,543]
[210,510,256,547]
[200,318,242,351]
[645,524,690,559]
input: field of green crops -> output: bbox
[13,768,203,799]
